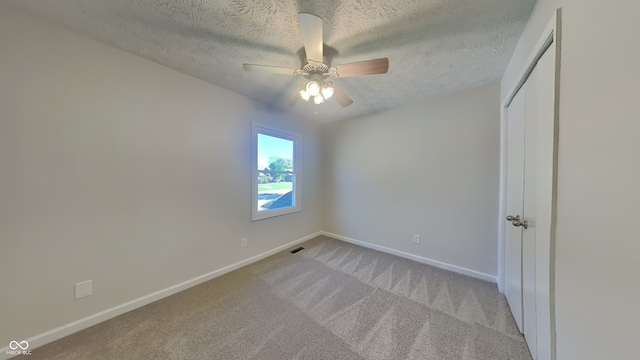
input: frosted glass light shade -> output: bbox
[299,89,310,101]
[306,81,320,96]
[321,86,334,100]
[313,94,324,104]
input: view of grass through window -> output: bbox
[257,133,294,211]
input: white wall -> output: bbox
[502,1,640,359]
[323,83,501,278]
[0,7,322,348]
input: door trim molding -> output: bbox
[498,8,562,360]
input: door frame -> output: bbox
[497,8,562,360]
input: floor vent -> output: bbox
[290,247,304,254]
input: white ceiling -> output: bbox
[6,0,535,122]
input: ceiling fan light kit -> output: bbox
[299,78,333,104]
[242,12,389,108]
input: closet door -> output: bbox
[505,43,557,360]
[523,55,539,360]
[531,43,557,360]
[504,84,526,333]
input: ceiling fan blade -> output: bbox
[298,13,324,63]
[330,58,389,78]
[331,85,354,107]
[242,64,299,75]
[286,87,301,106]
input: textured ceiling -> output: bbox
[5,0,535,122]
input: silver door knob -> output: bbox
[512,219,528,229]
[506,215,528,229]
[506,215,520,222]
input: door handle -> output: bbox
[512,219,528,229]
[506,215,528,229]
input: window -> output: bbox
[252,122,300,221]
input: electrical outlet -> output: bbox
[413,234,421,244]
[241,238,248,248]
[75,280,92,300]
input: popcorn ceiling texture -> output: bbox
[5,0,535,122]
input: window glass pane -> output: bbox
[257,134,294,171]
[257,172,295,212]
[252,124,300,221]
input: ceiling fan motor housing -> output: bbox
[303,57,330,75]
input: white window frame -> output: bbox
[252,122,301,221]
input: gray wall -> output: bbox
[0,7,322,347]
[322,83,501,278]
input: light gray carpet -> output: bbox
[22,236,532,359]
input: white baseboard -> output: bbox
[0,232,321,360]
[321,231,497,284]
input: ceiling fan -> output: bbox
[243,13,389,108]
